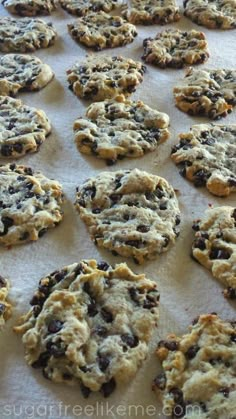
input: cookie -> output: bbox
[123,0,180,25]
[0,54,54,97]
[0,96,51,159]
[192,206,236,299]
[173,68,236,119]
[68,12,137,51]
[171,124,236,197]
[67,55,146,101]
[60,0,118,16]
[0,276,11,329]
[2,0,57,16]
[75,169,180,264]
[14,259,160,397]
[153,313,236,418]
[184,0,236,30]
[0,163,64,246]
[0,17,57,53]
[142,29,209,69]
[74,96,170,165]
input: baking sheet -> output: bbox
[0,2,235,418]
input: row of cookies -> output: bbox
[2,0,236,30]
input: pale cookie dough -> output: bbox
[74,96,170,165]
[68,12,137,51]
[75,169,180,264]
[67,55,146,101]
[14,260,160,397]
[0,54,54,97]
[171,124,236,197]
[60,0,119,16]
[0,276,11,329]
[0,17,57,53]
[2,0,57,16]
[173,68,236,120]
[192,206,236,299]
[184,0,236,29]
[123,0,180,25]
[0,96,51,159]
[0,163,64,246]
[153,313,236,419]
[142,29,209,69]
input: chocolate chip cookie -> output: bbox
[0,54,54,97]
[123,0,180,25]
[60,0,118,15]
[0,163,64,246]
[74,95,170,165]
[75,169,180,264]
[184,0,236,29]
[192,206,236,298]
[0,96,51,159]
[171,124,236,197]
[67,55,146,101]
[153,313,236,418]
[68,12,137,51]
[0,17,57,53]
[173,68,236,119]
[14,259,160,397]
[2,0,57,16]
[0,276,11,329]
[142,29,209,69]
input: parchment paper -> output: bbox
[0,2,235,418]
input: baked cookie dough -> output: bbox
[0,96,51,159]
[0,54,54,97]
[123,0,180,25]
[171,124,236,197]
[74,96,170,165]
[0,276,11,329]
[173,68,236,119]
[2,0,57,16]
[68,12,137,51]
[0,17,57,53]
[67,55,146,101]
[192,206,236,299]
[142,29,209,69]
[75,169,180,264]
[153,313,236,418]
[184,0,236,30]
[14,260,160,397]
[60,0,119,15]
[0,163,64,246]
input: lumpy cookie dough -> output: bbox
[60,0,119,15]
[153,313,236,418]
[0,163,64,246]
[68,12,137,51]
[192,206,236,299]
[142,29,209,69]
[184,0,236,30]
[2,0,57,16]
[67,55,146,101]
[0,276,11,329]
[123,0,180,25]
[74,96,170,165]
[171,124,236,197]
[173,68,236,119]
[0,17,57,53]
[0,54,54,97]
[75,169,180,264]
[0,96,51,159]
[14,260,160,397]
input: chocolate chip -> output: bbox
[153,372,166,390]
[54,270,66,282]
[228,178,236,187]
[100,378,116,397]
[87,300,98,317]
[192,222,200,231]
[160,203,167,210]
[125,240,143,248]
[38,228,47,238]
[48,320,63,334]
[193,237,206,250]
[209,248,230,260]
[158,340,179,351]
[92,208,101,214]
[193,169,209,187]
[0,217,14,236]
[129,287,140,305]
[101,307,113,323]
[94,325,107,337]
[175,215,181,225]
[97,261,110,271]
[98,355,110,372]
[121,333,139,348]
[31,352,50,368]
[230,333,236,343]
[33,305,41,318]
[185,345,200,359]
[80,383,91,398]
[225,287,236,299]
[0,303,6,315]
[46,339,66,358]
[137,225,150,233]
[0,276,7,288]
[219,387,230,398]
